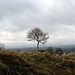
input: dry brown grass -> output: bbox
[0,50,75,75]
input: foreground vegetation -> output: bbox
[0,50,75,75]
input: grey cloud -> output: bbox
[0,0,40,31]
[0,0,39,19]
[0,0,75,47]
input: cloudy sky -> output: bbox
[0,0,75,48]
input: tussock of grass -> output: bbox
[0,50,75,75]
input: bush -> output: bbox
[55,48,63,55]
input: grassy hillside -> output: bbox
[0,50,75,75]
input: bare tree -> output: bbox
[27,28,49,51]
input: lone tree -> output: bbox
[27,28,49,51]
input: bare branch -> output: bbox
[27,27,49,51]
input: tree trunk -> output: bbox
[37,41,39,51]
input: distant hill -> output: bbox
[55,45,75,53]
[9,45,75,53]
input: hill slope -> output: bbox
[0,50,75,75]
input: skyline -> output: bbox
[0,0,75,48]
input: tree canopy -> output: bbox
[27,28,49,51]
